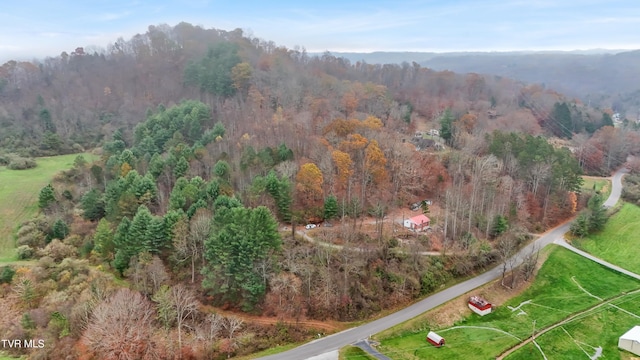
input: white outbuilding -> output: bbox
[619,326,640,356]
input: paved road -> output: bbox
[354,340,391,360]
[258,169,628,360]
[604,168,628,208]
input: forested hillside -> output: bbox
[329,50,640,117]
[1,23,639,359]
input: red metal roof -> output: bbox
[409,214,430,224]
[469,296,492,311]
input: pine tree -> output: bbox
[52,219,69,240]
[587,194,607,232]
[174,157,189,178]
[93,219,114,260]
[146,217,167,253]
[439,109,455,144]
[324,195,339,220]
[38,184,56,211]
[129,205,154,253]
[113,217,132,275]
[81,189,105,221]
[202,205,281,310]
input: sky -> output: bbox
[1,0,640,62]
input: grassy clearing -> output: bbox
[0,153,98,261]
[572,202,640,274]
[339,346,376,360]
[377,246,640,360]
[507,291,640,359]
[581,177,611,198]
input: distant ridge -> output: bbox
[315,49,640,114]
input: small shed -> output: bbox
[426,331,445,347]
[403,214,431,231]
[619,326,640,356]
[468,296,493,316]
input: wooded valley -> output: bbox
[0,23,639,359]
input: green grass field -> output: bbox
[572,202,640,274]
[506,292,640,360]
[377,246,640,360]
[581,177,611,198]
[0,153,98,261]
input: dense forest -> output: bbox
[1,23,639,359]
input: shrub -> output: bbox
[0,266,16,284]
[17,245,35,260]
[38,239,77,262]
[8,157,37,170]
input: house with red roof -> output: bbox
[403,214,430,231]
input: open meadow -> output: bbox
[572,202,640,274]
[375,246,640,359]
[581,177,612,198]
[0,153,98,261]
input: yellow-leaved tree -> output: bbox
[296,163,324,202]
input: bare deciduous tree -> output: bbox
[223,316,244,358]
[83,288,156,360]
[497,234,518,288]
[170,284,199,357]
[521,244,540,282]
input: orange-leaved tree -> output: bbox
[365,140,387,185]
[296,162,324,203]
[331,150,353,190]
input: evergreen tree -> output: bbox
[213,160,231,182]
[264,171,292,222]
[146,217,167,253]
[39,108,56,133]
[324,195,339,220]
[421,200,431,215]
[439,109,455,144]
[202,205,281,310]
[93,219,114,260]
[148,153,165,178]
[587,194,607,232]
[570,213,591,238]
[52,219,69,240]
[38,184,56,211]
[74,155,87,168]
[491,215,509,237]
[174,157,189,178]
[184,42,241,97]
[276,143,294,162]
[212,121,226,138]
[113,217,132,275]
[129,205,154,253]
[80,189,105,221]
[551,102,573,138]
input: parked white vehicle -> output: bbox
[305,224,317,229]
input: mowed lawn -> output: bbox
[377,246,640,360]
[572,202,640,274]
[0,153,97,261]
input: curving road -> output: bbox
[258,168,629,360]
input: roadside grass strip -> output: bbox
[377,247,640,360]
